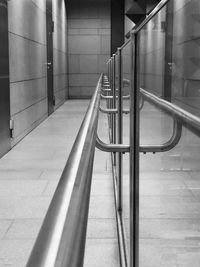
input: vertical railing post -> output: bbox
[108,60,111,109]
[110,56,114,142]
[108,59,111,84]
[113,54,117,165]
[117,47,123,211]
[106,62,109,84]
[130,31,140,267]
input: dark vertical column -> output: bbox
[111,0,125,55]
[46,0,54,115]
[0,0,11,157]
[130,32,140,267]
[163,2,174,101]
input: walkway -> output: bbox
[0,100,119,267]
[84,111,120,267]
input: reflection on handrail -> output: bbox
[96,134,130,153]
[123,78,130,87]
[102,88,111,92]
[140,88,200,137]
[140,120,182,153]
[97,121,182,154]
[132,0,169,34]
[101,94,130,100]
[99,106,130,114]
[119,39,131,50]
[26,75,103,267]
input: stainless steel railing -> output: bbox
[26,74,103,267]
[97,1,200,267]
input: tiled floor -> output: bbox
[84,111,120,267]
[0,100,119,267]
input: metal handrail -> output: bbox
[96,119,182,154]
[132,0,169,34]
[96,134,130,153]
[119,39,131,50]
[140,88,200,137]
[26,74,103,267]
[99,106,130,114]
[101,94,130,100]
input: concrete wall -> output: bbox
[8,0,67,146]
[68,0,110,99]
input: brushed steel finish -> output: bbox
[26,75,103,267]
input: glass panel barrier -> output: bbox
[121,40,131,261]
[137,1,200,266]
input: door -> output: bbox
[0,0,11,157]
[46,0,54,115]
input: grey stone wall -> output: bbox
[68,0,111,98]
[8,0,67,145]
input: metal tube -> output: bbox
[133,0,170,34]
[99,107,118,114]
[113,54,117,166]
[99,106,130,114]
[101,94,130,100]
[96,134,130,153]
[117,48,123,211]
[130,32,140,267]
[26,75,103,267]
[111,56,114,143]
[140,88,200,137]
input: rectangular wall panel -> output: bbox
[68,0,111,98]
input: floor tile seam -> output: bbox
[2,220,15,239]
[41,180,52,195]
[182,180,198,199]
[2,237,39,241]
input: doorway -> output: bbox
[0,0,11,157]
[46,0,54,115]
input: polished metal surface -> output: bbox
[112,54,116,147]
[140,88,200,137]
[0,0,11,157]
[26,75,103,267]
[99,107,118,114]
[99,106,129,114]
[117,48,123,211]
[129,32,140,267]
[119,39,131,50]
[96,135,130,153]
[104,1,193,267]
[101,94,130,100]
